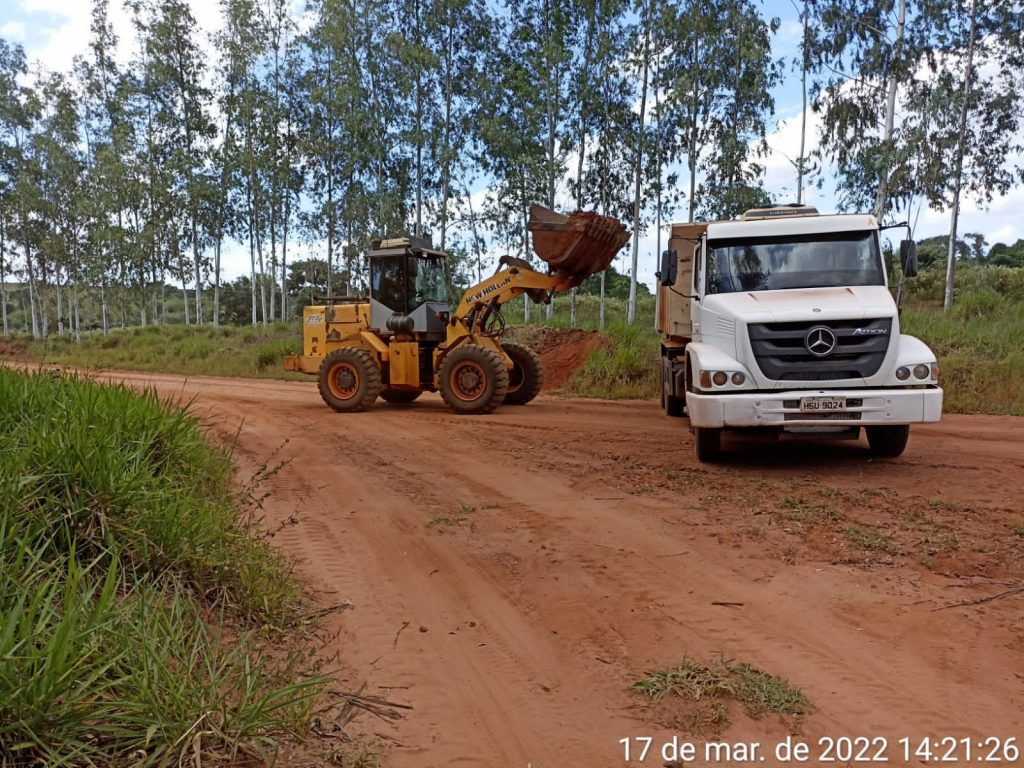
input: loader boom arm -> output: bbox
[453,205,631,327]
[453,264,577,322]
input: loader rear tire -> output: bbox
[501,342,543,405]
[379,388,422,405]
[318,348,381,413]
[439,344,509,415]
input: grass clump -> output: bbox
[844,524,901,555]
[427,503,477,529]
[633,658,811,716]
[564,323,660,399]
[777,495,841,524]
[0,369,323,766]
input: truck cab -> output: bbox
[657,205,942,461]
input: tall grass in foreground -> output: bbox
[0,369,322,766]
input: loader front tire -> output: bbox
[439,344,509,415]
[318,348,381,413]
[379,387,422,405]
[501,342,543,405]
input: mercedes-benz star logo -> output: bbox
[805,325,837,357]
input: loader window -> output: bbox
[706,230,883,294]
[370,255,408,311]
[410,257,447,306]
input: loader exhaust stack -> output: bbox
[527,204,630,283]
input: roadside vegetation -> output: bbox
[0,369,323,765]
[11,322,303,380]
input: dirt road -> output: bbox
[80,371,1024,765]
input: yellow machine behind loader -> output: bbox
[284,205,630,415]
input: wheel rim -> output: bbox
[327,362,360,400]
[450,360,487,401]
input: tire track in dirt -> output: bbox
[39,367,1024,766]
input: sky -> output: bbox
[1,0,1022,291]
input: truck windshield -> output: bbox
[705,230,884,294]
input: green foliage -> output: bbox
[987,239,1024,268]
[901,295,1024,416]
[565,322,661,399]
[20,322,303,379]
[0,369,322,765]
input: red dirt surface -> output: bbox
[0,338,26,357]
[18,367,1024,766]
[510,327,606,390]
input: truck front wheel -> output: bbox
[693,427,722,462]
[865,425,910,458]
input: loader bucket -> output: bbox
[527,204,630,280]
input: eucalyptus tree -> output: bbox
[697,0,779,219]
[78,0,138,334]
[907,0,1024,309]
[0,40,29,335]
[134,0,216,324]
[32,72,85,337]
[625,0,654,324]
[421,0,492,253]
[660,0,728,223]
[805,0,927,218]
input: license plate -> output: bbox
[800,396,846,413]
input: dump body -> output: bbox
[656,206,942,460]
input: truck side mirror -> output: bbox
[900,240,918,278]
[659,249,678,286]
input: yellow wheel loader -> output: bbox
[284,205,630,415]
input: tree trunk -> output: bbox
[627,8,652,325]
[797,1,809,204]
[944,0,978,311]
[687,35,700,223]
[873,0,906,220]
[0,218,7,336]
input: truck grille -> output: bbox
[748,318,891,381]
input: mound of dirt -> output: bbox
[510,327,606,390]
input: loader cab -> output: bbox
[368,236,450,338]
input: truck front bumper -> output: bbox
[685,387,943,429]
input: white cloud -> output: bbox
[1,20,27,40]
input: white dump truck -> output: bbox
[656,204,942,462]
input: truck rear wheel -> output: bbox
[501,342,543,405]
[866,425,910,457]
[693,427,722,462]
[379,388,422,405]
[662,356,685,417]
[439,344,509,415]
[317,348,381,412]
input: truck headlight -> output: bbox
[913,364,930,380]
[712,371,728,386]
[731,372,746,385]
[896,366,910,381]
[931,362,939,381]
